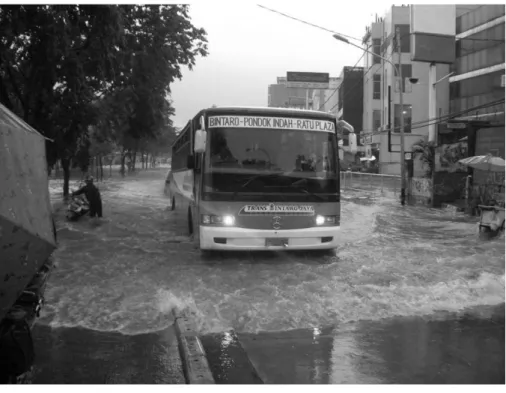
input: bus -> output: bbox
[167,106,353,251]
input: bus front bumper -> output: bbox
[199,225,340,251]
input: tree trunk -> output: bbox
[120,152,126,177]
[99,155,104,181]
[132,151,137,172]
[62,158,71,197]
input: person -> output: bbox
[72,175,103,218]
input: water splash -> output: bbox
[42,172,505,335]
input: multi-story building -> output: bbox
[428,5,505,206]
[361,17,384,162]
[268,76,314,109]
[268,76,342,111]
[360,5,451,175]
[449,4,505,165]
[337,66,364,156]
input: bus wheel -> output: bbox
[188,209,194,236]
[171,197,176,211]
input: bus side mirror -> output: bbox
[337,120,354,135]
[194,129,207,153]
[187,155,195,169]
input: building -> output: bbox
[268,75,341,110]
[361,17,384,162]
[441,4,505,205]
[311,77,341,113]
[268,76,313,109]
[337,66,364,157]
[361,5,451,175]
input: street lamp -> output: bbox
[333,30,407,205]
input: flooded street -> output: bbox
[34,168,504,383]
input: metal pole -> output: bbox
[306,88,309,110]
[397,27,406,206]
[428,62,437,142]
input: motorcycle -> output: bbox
[66,194,90,221]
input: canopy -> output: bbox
[458,155,505,172]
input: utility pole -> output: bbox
[397,26,406,206]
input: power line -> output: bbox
[257,4,361,42]
[318,50,367,111]
[366,98,506,135]
[410,99,505,131]
[323,32,410,113]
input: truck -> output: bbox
[0,103,57,383]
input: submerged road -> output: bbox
[32,168,504,383]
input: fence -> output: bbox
[340,171,402,198]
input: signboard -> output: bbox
[286,72,329,89]
[208,116,335,132]
[446,122,466,129]
[239,203,315,216]
[404,152,413,160]
[362,134,373,145]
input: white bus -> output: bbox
[167,106,352,252]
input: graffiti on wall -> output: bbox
[410,177,432,198]
[435,141,468,173]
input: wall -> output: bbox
[268,84,288,107]
[408,177,433,204]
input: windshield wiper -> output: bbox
[240,172,286,188]
[268,183,326,202]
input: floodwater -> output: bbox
[34,169,505,383]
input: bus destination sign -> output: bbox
[208,116,335,132]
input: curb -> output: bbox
[172,310,215,384]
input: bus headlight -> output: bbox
[315,215,337,226]
[202,214,235,226]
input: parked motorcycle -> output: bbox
[66,194,90,221]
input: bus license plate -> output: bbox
[266,238,288,247]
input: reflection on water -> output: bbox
[239,305,505,384]
[32,324,184,384]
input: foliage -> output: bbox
[0,4,208,191]
[412,138,436,178]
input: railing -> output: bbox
[340,171,402,197]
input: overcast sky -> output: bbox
[170,0,399,128]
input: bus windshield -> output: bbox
[203,127,339,199]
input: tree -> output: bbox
[0,5,127,195]
[89,5,207,174]
[0,5,207,193]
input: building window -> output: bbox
[456,4,505,35]
[373,74,381,99]
[394,104,412,133]
[372,39,381,64]
[373,110,381,131]
[394,24,411,53]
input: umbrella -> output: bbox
[458,155,505,172]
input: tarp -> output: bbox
[0,104,56,322]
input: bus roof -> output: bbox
[202,106,337,120]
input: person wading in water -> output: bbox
[72,175,103,218]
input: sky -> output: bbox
[170,0,396,128]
